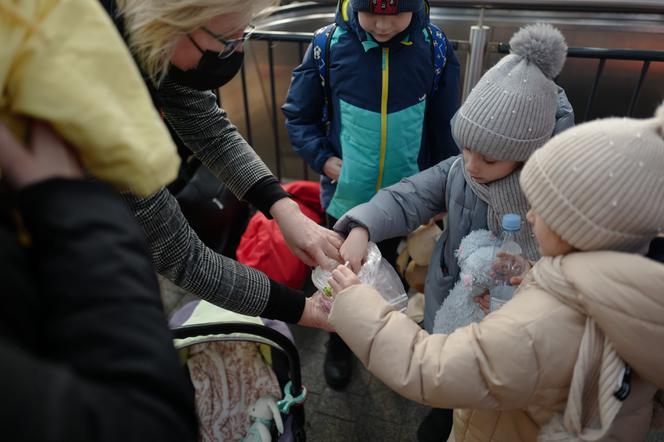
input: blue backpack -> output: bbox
[312,21,449,123]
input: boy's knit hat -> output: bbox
[351,0,423,15]
[452,23,568,161]
[521,103,664,253]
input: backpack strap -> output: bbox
[425,23,448,98]
[312,23,337,124]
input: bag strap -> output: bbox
[312,23,337,124]
[425,23,448,98]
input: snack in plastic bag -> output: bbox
[312,242,408,313]
[315,284,334,314]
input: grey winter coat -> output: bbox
[335,87,575,331]
[335,156,485,331]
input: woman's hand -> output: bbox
[297,297,335,332]
[329,264,361,296]
[323,156,342,182]
[270,198,343,269]
[0,121,84,189]
[339,226,369,273]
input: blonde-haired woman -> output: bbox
[100,0,340,328]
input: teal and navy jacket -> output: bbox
[282,0,461,218]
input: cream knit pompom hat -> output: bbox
[521,103,664,253]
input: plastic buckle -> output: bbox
[277,381,307,414]
[613,364,632,401]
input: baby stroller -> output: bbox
[170,300,307,442]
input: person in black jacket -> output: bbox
[0,121,198,442]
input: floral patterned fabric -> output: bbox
[187,341,282,441]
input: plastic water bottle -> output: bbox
[490,213,526,312]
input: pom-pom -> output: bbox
[509,23,567,79]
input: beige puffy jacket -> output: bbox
[329,251,664,441]
[1,0,179,195]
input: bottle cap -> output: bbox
[502,213,522,232]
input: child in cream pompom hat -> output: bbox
[521,102,664,256]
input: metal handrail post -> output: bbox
[463,25,490,101]
[267,41,282,180]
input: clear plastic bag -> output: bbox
[311,242,408,313]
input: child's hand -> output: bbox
[323,156,342,182]
[340,226,369,272]
[509,276,524,286]
[491,252,530,280]
[329,264,361,296]
[297,296,335,332]
[473,289,490,314]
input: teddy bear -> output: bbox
[432,229,498,334]
[396,221,442,293]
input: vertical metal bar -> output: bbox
[627,60,650,117]
[268,40,282,179]
[297,41,309,180]
[240,64,253,146]
[583,58,606,122]
[462,25,490,101]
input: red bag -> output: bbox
[236,181,323,289]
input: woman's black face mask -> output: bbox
[169,36,244,91]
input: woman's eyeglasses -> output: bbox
[200,24,256,59]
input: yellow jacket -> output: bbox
[0,0,179,195]
[330,252,664,441]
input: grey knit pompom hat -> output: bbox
[521,102,664,254]
[452,23,568,161]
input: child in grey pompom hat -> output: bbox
[445,23,574,263]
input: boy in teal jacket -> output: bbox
[282,0,461,397]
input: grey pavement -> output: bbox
[288,324,428,442]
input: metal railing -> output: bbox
[238,32,317,179]
[230,29,664,181]
[496,43,664,121]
